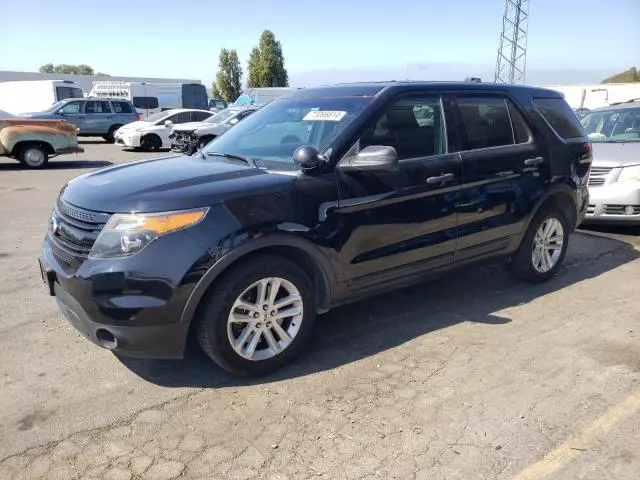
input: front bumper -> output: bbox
[114,131,142,148]
[583,182,640,224]
[39,228,211,359]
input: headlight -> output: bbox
[89,207,208,259]
[618,165,640,182]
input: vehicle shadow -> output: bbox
[0,160,113,171]
[116,231,639,388]
[78,140,110,145]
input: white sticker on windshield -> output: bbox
[303,110,347,121]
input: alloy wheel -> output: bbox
[227,277,303,361]
[532,218,564,273]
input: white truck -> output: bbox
[89,81,207,118]
[0,80,84,114]
[542,83,640,110]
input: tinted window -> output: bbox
[55,86,83,101]
[172,112,191,124]
[85,101,111,114]
[181,84,208,109]
[360,96,446,160]
[191,111,212,121]
[533,98,585,138]
[456,96,515,149]
[112,101,133,114]
[58,101,82,114]
[133,96,159,109]
[508,101,531,144]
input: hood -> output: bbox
[118,121,152,131]
[591,142,640,168]
[172,121,215,132]
[60,154,296,213]
[20,112,62,119]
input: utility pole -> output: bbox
[495,0,530,84]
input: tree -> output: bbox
[211,82,222,100]
[246,30,288,88]
[37,63,103,75]
[602,67,639,83]
[214,48,243,102]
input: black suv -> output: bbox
[40,82,592,375]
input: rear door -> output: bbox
[84,100,114,134]
[451,93,548,263]
[336,94,463,291]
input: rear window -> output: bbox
[533,98,585,138]
[112,101,133,114]
[133,96,159,109]
[56,86,83,101]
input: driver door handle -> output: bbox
[524,156,544,166]
[427,173,455,184]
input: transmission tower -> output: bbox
[494,0,530,84]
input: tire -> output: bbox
[18,144,49,169]
[140,134,162,152]
[507,205,570,283]
[104,125,122,143]
[197,254,316,375]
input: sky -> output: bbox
[1,0,638,87]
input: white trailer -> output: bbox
[542,83,640,109]
[89,81,161,118]
[0,80,84,114]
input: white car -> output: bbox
[169,106,257,154]
[114,109,213,151]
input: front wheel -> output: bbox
[104,125,122,143]
[197,255,316,375]
[508,207,569,283]
[18,145,49,169]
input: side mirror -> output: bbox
[293,145,321,170]
[228,118,239,125]
[164,120,173,127]
[338,145,399,172]
[57,110,65,115]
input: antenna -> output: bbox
[495,0,530,84]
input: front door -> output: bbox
[56,100,83,129]
[83,100,114,135]
[335,94,462,292]
[450,94,549,263]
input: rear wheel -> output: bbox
[508,206,569,283]
[197,255,316,375]
[18,144,49,169]
[140,134,162,152]
[104,125,122,143]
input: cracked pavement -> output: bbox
[1,143,639,479]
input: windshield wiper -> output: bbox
[205,151,256,167]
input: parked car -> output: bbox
[580,99,640,224]
[114,109,213,151]
[0,110,83,168]
[21,97,139,143]
[169,106,257,154]
[0,80,83,115]
[208,98,228,112]
[39,81,591,375]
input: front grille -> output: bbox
[587,167,613,186]
[604,205,640,215]
[48,200,111,267]
[586,204,596,215]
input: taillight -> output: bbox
[135,114,142,121]
[583,142,592,156]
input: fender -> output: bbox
[0,124,64,155]
[520,179,580,240]
[180,233,337,327]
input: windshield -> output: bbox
[145,111,173,123]
[46,100,69,113]
[581,107,640,142]
[206,109,237,124]
[202,97,371,168]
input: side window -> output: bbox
[192,111,211,121]
[360,96,446,160]
[86,101,110,114]
[133,96,160,110]
[112,101,133,114]
[533,98,585,138]
[58,101,82,114]
[508,101,531,144]
[456,96,515,150]
[172,112,191,124]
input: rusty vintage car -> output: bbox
[0,111,84,169]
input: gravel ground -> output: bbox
[0,139,638,480]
